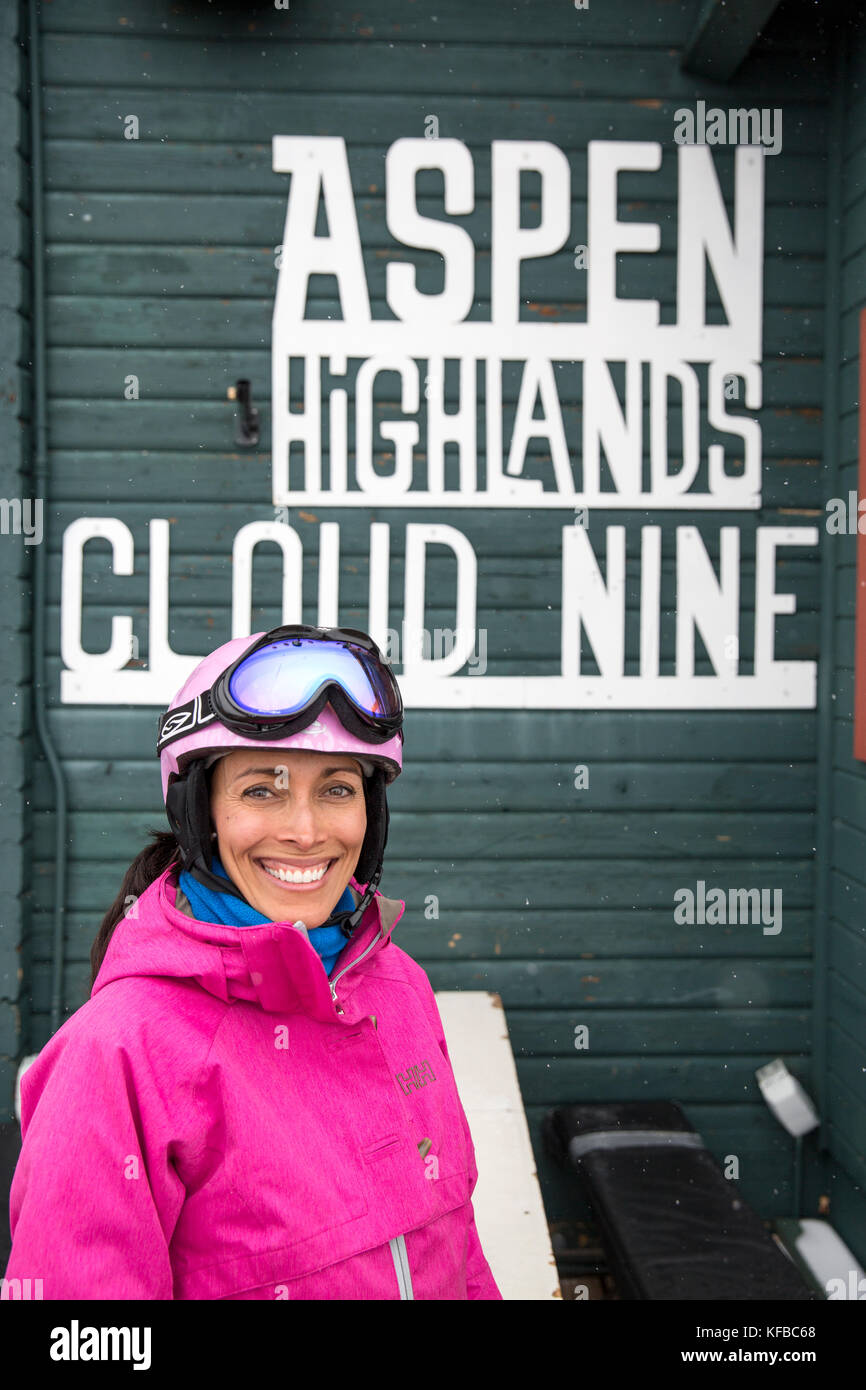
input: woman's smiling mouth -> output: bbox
[256,858,335,888]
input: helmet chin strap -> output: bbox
[165,760,390,937]
[327,856,385,938]
[329,770,390,937]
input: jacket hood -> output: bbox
[92,866,406,1023]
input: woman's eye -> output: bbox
[240,783,356,800]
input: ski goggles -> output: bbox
[157,625,403,752]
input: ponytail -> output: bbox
[89,829,180,990]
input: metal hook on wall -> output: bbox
[226,379,260,446]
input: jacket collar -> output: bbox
[95,866,404,1024]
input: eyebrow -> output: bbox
[231,763,363,784]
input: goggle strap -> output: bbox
[157,692,217,752]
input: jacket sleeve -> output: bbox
[412,974,503,1300]
[5,1021,185,1300]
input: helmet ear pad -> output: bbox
[355,767,389,885]
[166,758,212,872]
[165,759,250,900]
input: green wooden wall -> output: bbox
[9,0,860,1248]
[815,9,866,1267]
[0,0,34,1118]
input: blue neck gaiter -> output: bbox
[177,854,355,978]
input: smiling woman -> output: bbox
[5,625,501,1302]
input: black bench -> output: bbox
[543,1100,818,1300]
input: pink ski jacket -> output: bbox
[6,866,502,1300]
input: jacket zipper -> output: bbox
[388,1234,414,1300]
[330,922,409,1296]
[328,929,382,1013]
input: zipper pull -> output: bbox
[330,979,344,1014]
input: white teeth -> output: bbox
[262,862,329,884]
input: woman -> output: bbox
[6,624,501,1300]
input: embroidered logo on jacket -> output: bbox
[395,1060,436,1094]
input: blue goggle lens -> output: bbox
[227,638,393,718]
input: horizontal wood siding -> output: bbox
[820,10,866,1265]
[0,0,33,1118]
[25,0,836,1226]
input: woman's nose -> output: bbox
[277,796,322,845]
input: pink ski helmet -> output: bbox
[159,630,403,803]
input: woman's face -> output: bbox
[208,748,367,928]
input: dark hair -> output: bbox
[89,829,180,991]
[90,760,225,988]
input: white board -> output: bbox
[435,990,562,1300]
